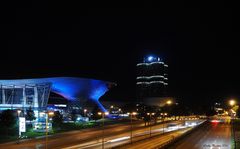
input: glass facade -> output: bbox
[0,77,113,112]
[0,83,51,110]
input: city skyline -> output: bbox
[1,4,237,107]
[0,2,238,149]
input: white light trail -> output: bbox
[108,136,130,143]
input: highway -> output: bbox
[111,120,204,149]
[64,120,203,149]
[169,121,231,149]
[0,119,183,149]
[116,127,192,149]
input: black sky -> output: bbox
[0,1,238,106]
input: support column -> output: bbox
[2,88,5,104]
[23,86,26,107]
[34,86,38,108]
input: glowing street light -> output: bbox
[17,110,21,116]
[84,109,87,117]
[166,100,172,105]
[229,99,236,106]
[98,111,109,149]
[48,112,54,116]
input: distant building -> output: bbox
[136,55,168,102]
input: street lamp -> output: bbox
[229,99,236,106]
[98,111,109,149]
[228,99,238,118]
[147,113,155,137]
[166,100,172,105]
[128,112,137,143]
[161,113,167,134]
[228,99,237,148]
[17,110,21,142]
[84,109,87,117]
[17,110,21,116]
[45,111,54,149]
[118,108,122,116]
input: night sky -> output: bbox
[1,2,237,107]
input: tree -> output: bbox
[136,105,154,126]
[26,107,36,127]
[122,103,137,113]
[52,111,63,128]
[236,107,240,118]
[0,110,17,136]
[143,114,150,126]
[71,110,77,122]
[91,106,102,122]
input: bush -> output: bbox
[0,110,17,136]
[52,111,63,128]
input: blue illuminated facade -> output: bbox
[0,77,113,112]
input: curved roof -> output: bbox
[0,77,113,103]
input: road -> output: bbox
[0,119,182,149]
[116,127,192,149]
[65,120,203,149]
[169,122,231,149]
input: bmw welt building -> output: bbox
[0,77,113,113]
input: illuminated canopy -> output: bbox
[0,77,114,111]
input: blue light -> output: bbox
[148,56,154,61]
[89,80,109,112]
[0,77,113,112]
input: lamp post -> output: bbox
[229,99,237,117]
[128,112,137,143]
[147,113,155,137]
[84,109,87,117]
[229,99,237,148]
[17,110,21,142]
[45,111,54,149]
[118,108,122,117]
[161,113,167,134]
[98,111,109,149]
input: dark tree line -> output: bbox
[52,111,63,128]
[0,110,17,136]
